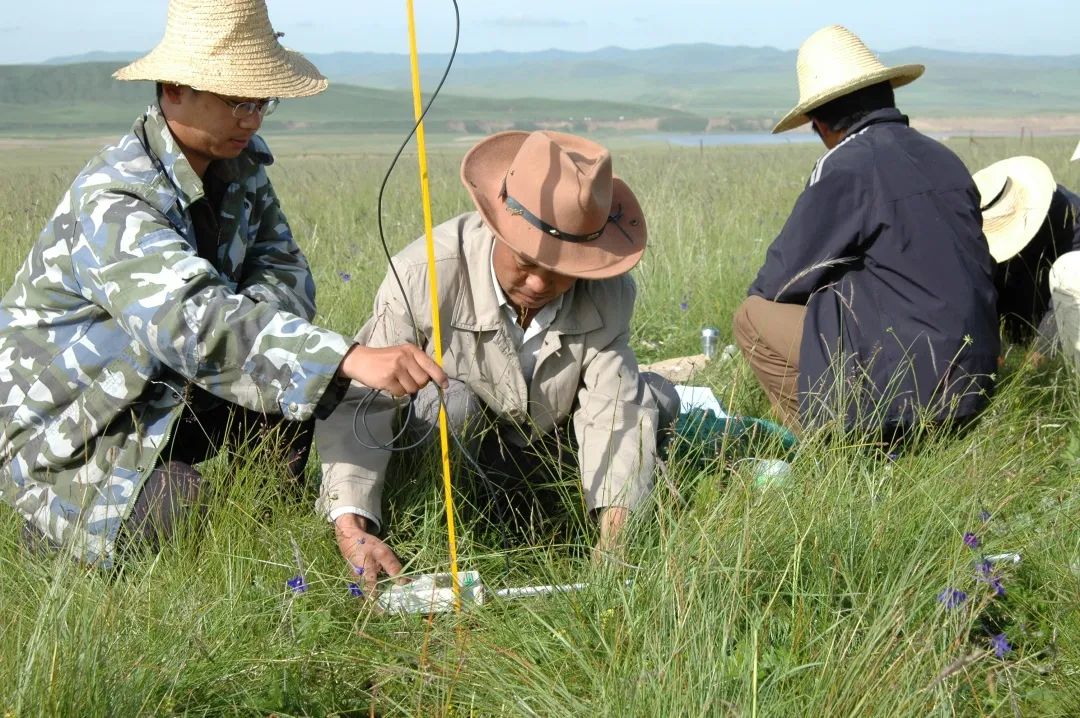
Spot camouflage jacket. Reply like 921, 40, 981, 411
0, 107, 352, 565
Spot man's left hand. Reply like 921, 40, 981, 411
593, 506, 629, 562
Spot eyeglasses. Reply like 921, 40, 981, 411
205, 91, 279, 119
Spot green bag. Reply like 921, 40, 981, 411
667, 408, 797, 468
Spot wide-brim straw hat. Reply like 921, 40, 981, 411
460, 131, 647, 280
972, 156, 1056, 262
773, 25, 924, 134
114, 0, 327, 98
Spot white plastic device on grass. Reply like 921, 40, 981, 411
377, 570, 597, 614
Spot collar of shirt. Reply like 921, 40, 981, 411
488, 243, 563, 344
133, 105, 274, 213
845, 107, 908, 135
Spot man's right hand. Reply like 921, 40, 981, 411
333, 513, 405, 596
337, 343, 448, 397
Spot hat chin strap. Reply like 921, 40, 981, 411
500, 179, 633, 244
980, 176, 1012, 213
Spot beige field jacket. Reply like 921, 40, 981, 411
316, 212, 658, 530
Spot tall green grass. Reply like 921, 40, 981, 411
0, 134, 1078, 716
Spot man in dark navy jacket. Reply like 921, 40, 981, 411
732, 25, 998, 440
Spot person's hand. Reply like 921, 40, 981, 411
592, 506, 629, 564
338, 343, 448, 397
334, 513, 406, 596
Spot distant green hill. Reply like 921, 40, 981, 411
0, 62, 705, 136
304, 44, 1080, 118
17, 43, 1080, 134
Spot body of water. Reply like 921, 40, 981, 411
636, 132, 821, 147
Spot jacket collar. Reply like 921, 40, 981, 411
132, 105, 275, 213
451, 217, 604, 336
845, 107, 909, 135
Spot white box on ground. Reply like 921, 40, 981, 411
378, 570, 485, 614
674, 384, 729, 418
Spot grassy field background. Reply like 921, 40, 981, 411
0, 130, 1079, 716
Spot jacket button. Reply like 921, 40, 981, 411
288, 402, 299, 413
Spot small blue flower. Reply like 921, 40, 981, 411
936, 587, 967, 610
990, 632, 1011, 658
679, 297, 689, 312
976, 560, 1005, 597
353, 565, 365, 576
348, 582, 364, 598
963, 532, 980, 549
338, 271, 352, 282
287, 575, 308, 593
979, 509, 991, 522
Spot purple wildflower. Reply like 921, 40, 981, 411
963, 532, 980, 549
976, 560, 1006, 597
936, 587, 967, 610
979, 509, 991, 522
353, 565, 364, 576
287, 575, 308, 593
679, 297, 689, 312
348, 582, 364, 598
990, 633, 1011, 658
338, 271, 352, 282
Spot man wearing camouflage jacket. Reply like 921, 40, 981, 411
0, 0, 444, 566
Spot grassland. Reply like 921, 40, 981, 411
0, 130, 1079, 716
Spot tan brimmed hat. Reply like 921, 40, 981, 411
460, 131, 647, 280
1072, 139, 1080, 162
773, 25, 924, 134
114, 0, 327, 98
972, 156, 1056, 262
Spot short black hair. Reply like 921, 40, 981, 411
807, 81, 896, 133
156, 82, 164, 101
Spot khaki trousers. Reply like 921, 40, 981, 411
732, 295, 807, 430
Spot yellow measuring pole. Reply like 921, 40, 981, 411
405, 0, 461, 609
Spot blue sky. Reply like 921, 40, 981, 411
0, 0, 1076, 63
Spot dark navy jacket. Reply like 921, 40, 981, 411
749, 108, 999, 431
995, 185, 1080, 341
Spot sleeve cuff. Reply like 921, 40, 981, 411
328, 506, 381, 534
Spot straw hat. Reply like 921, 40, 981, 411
1072, 139, 1080, 162
114, 0, 326, 98
773, 25, 924, 134
972, 156, 1056, 262
460, 131, 646, 280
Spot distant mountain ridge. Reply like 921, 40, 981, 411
0, 62, 704, 136
31, 44, 1080, 121
5, 44, 1078, 136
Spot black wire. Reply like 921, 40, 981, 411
357, 0, 513, 572
376, 0, 459, 344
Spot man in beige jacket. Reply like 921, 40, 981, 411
317, 131, 678, 591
